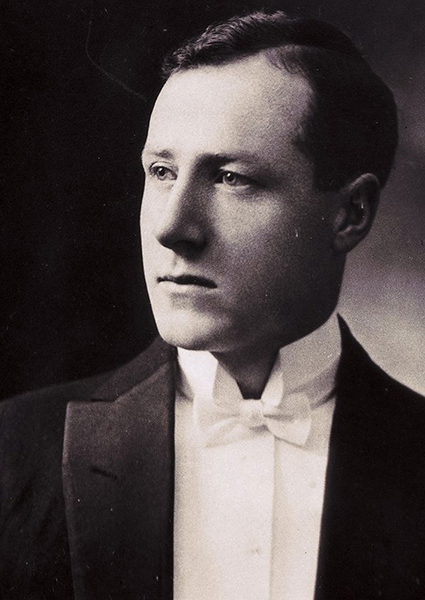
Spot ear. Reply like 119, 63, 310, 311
332, 173, 380, 254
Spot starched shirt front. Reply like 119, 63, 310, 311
174, 315, 341, 600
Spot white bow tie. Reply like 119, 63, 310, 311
193, 363, 314, 447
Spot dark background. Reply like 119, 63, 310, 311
1, 0, 424, 400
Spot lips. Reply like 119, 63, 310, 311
159, 275, 217, 288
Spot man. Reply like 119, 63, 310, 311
1, 10, 425, 600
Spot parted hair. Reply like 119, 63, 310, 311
162, 11, 398, 192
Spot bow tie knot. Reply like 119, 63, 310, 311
195, 391, 313, 447
239, 400, 266, 429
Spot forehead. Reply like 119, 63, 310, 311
146, 53, 312, 160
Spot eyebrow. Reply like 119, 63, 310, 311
141, 147, 174, 161
141, 147, 269, 169
140, 147, 289, 185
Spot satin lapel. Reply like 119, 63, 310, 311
315, 322, 425, 599
63, 338, 176, 600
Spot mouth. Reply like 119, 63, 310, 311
159, 275, 217, 289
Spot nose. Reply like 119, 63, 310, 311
153, 177, 208, 257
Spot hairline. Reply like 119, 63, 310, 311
163, 46, 321, 188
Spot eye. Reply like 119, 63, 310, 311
150, 164, 176, 181
217, 170, 251, 187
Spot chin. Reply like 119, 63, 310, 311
154, 311, 229, 352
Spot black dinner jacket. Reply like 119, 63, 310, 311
1, 320, 425, 599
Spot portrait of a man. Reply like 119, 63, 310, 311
1, 5, 424, 600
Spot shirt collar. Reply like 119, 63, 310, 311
177, 313, 341, 408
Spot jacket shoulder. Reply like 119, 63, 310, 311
0, 338, 173, 597
0, 337, 171, 474
338, 317, 425, 444
0, 336, 173, 418
90, 336, 175, 401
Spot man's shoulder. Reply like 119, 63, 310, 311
0, 371, 111, 483
0, 337, 174, 493
366, 357, 425, 428
0, 336, 174, 428
89, 335, 175, 402
0, 369, 112, 435
338, 317, 425, 436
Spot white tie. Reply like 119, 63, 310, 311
193, 361, 313, 447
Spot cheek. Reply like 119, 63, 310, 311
140, 207, 156, 275
139, 219, 149, 257
217, 202, 285, 245
140, 194, 152, 231
219, 228, 289, 300
229, 219, 328, 290
140, 195, 157, 244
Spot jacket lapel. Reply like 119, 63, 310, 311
63, 325, 425, 599
315, 321, 425, 599
63, 337, 176, 600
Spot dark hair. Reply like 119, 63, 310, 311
162, 11, 398, 191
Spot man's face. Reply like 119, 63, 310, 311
141, 54, 344, 355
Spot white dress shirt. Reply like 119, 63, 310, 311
174, 315, 341, 600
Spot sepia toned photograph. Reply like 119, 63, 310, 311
1, 1, 424, 598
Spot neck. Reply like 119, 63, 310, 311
210, 313, 340, 399
212, 346, 279, 399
